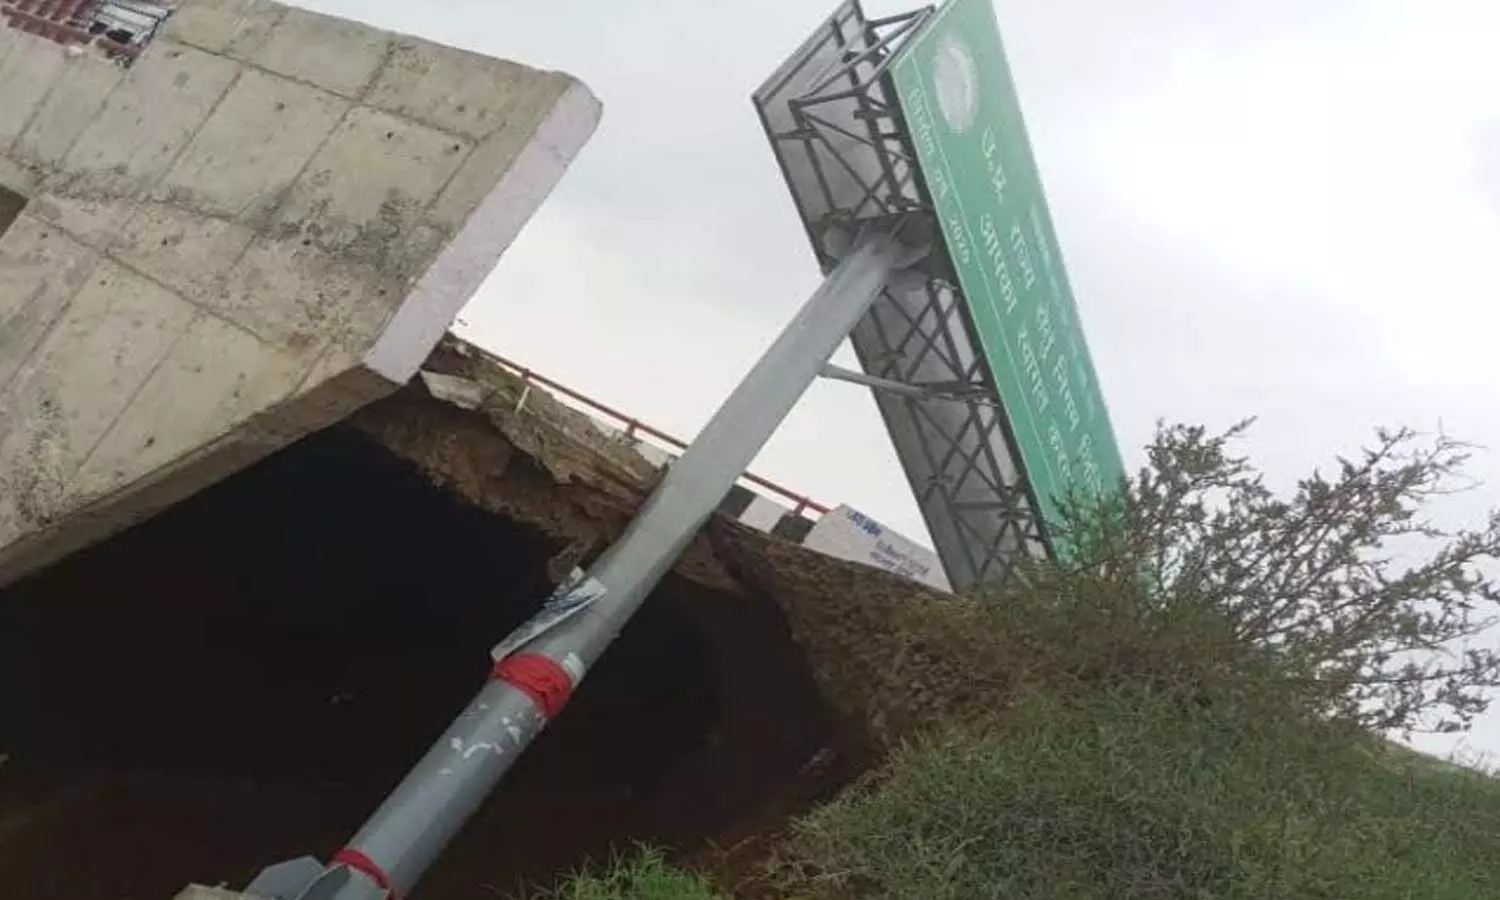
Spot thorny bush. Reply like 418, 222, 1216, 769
984, 420, 1500, 736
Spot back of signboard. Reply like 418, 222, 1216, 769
754, 0, 1124, 587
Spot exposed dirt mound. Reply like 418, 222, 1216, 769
362, 338, 1014, 749
0, 335, 1002, 898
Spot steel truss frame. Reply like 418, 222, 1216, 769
754, 0, 1048, 589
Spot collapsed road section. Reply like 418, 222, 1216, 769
0, 2, 1009, 896
0, 336, 999, 899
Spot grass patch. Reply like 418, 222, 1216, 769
778, 690, 1500, 900
552, 848, 726, 900
549, 699, 1500, 900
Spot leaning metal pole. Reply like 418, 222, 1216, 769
242, 221, 920, 900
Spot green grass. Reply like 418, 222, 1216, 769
552, 568, 1500, 900
551, 848, 726, 900
779, 690, 1500, 900
556, 693, 1500, 899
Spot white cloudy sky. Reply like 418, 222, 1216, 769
292, 0, 1500, 760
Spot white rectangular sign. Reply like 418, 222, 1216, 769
802, 505, 951, 592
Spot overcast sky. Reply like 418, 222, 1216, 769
291, 0, 1500, 762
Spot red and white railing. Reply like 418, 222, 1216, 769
483, 351, 828, 519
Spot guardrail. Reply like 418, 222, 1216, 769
483, 351, 829, 518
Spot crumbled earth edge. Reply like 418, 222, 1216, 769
363, 337, 1015, 747
349, 336, 1018, 885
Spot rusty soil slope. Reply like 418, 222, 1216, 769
0, 336, 1010, 899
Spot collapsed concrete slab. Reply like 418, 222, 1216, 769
0, 0, 601, 586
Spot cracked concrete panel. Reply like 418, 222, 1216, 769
162, 0, 285, 57
0, 156, 40, 197
0, 32, 68, 151
43, 41, 240, 244
26, 175, 134, 251
211, 236, 404, 358
0, 217, 100, 388
367, 39, 547, 140
0, 1, 602, 587
64, 41, 241, 188
111, 201, 257, 301
13, 54, 126, 169
155, 68, 349, 222
76, 315, 303, 504
271, 106, 469, 269
0, 261, 195, 540
250, 7, 393, 99
303, 261, 414, 382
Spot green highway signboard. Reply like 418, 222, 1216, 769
890, 0, 1124, 537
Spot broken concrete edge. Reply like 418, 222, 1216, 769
414, 341, 946, 593
0, 366, 387, 584
355, 338, 682, 592
418, 336, 668, 495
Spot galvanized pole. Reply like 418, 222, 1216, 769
245, 222, 919, 900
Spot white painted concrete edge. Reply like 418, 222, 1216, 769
364, 80, 604, 383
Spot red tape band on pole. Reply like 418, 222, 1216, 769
332, 847, 398, 898
492, 653, 575, 719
